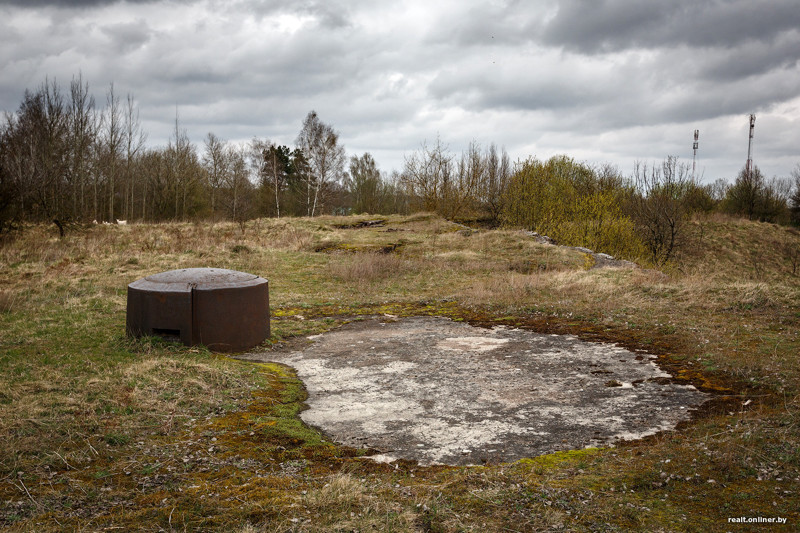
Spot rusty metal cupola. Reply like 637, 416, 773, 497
126, 268, 269, 352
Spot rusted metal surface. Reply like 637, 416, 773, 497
126, 268, 269, 352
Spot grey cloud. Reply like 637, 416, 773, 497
428, 69, 606, 113
2, 0, 798, 181
122, 26, 365, 112
542, 0, 800, 53
421, 41, 800, 137
556, 72, 794, 134
100, 19, 152, 54
0, 0, 162, 6
429, 2, 544, 48
699, 37, 800, 82
244, 0, 355, 29
426, 57, 795, 137
303, 2, 351, 29
0, 16, 23, 50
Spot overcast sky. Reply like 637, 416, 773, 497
2, 0, 799, 182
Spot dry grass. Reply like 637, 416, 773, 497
258, 220, 317, 251
328, 253, 415, 284
1, 213, 799, 531
678, 213, 800, 282
277, 473, 417, 532
0, 289, 18, 313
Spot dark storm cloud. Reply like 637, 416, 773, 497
698, 37, 800, 82
428, 65, 608, 113
542, 0, 800, 52
0, 0, 161, 6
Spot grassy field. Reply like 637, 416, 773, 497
1, 213, 798, 531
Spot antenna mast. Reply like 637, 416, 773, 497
692, 129, 699, 181
746, 114, 756, 179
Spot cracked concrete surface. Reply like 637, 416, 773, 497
247, 317, 709, 466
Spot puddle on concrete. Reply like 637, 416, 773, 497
249, 316, 709, 466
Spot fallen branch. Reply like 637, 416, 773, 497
13, 478, 39, 508
53, 451, 75, 470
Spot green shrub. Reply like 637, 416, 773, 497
502, 156, 645, 261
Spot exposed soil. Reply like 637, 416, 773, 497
241, 316, 709, 466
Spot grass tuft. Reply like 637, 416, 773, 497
328, 253, 414, 283
0, 290, 17, 313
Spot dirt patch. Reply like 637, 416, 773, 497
330, 219, 386, 229
244, 317, 709, 466
313, 241, 403, 254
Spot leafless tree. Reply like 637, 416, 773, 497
203, 132, 228, 217
122, 93, 146, 220
6, 79, 71, 230
100, 83, 124, 222
167, 109, 202, 219
724, 165, 791, 223
402, 139, 510, 221
250, 138, 291, 217
790, 164, 800, 226
0, 111, 27, 230
1, 77, 99, 232
67, 73, 98, 220
138, 148, 171, 220
629, 156, 692, 266
449, 141, 484, 219
401, 137, 453, 214
725, 165, 767, 221
347, 152, 383, 214
709, 178, 729, 203
222, 145, 252, 223
295, 111, 346, 216
478, 143, 511, 226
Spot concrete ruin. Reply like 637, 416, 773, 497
247, 316, 708, 466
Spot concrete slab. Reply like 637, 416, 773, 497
250, 316, 709, 466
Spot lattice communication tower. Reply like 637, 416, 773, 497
746, 114, 756, 179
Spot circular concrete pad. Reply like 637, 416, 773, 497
255, 317, 708, 466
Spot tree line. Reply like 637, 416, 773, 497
397, 137, 799, 264
2, 75, 799, 264
0, 77, 406, 230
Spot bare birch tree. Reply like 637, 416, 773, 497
223, 145, 252, 223
295, 111, 345, 216
347, 152, 382, 214
203, 132, 228, 217
123, 93, 146, 220
68, 73, 97, 219
167, 109, 201, 219
100, 83, 124, 222
250, 138, 291, 217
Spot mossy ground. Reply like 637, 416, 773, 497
1, 213, 798, 531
